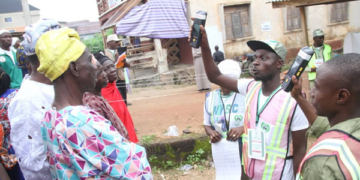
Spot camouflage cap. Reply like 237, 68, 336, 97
313, 29, 325, 38
247, 40, 287, 61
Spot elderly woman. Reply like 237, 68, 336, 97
203, 60, 247, 180
100, 53, 138, 143
83, 53, 129, 140
36, 28, 152, 179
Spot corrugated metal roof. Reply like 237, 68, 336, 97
268, 0, 355, 8
0, 0, 39, 14
267, 0, 290, 2
101, 0, 142, 30
115, 0, 189, 38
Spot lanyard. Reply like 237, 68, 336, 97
218, 91, 237, 132
256, 86, 281, 126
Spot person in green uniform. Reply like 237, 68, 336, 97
284, 73, 330, 138
290, 53, 360, 180
0, 29, 22, 88
305, 29, 332, 102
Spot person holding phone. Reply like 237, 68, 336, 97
294, 54, 360, 180
190, 22, 308, 180
104, 34, 131, 106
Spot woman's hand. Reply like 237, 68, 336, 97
227, 126, 244, 142
209, 130, 222, 143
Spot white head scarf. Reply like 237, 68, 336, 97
11, 37, 19, 46
0, 29, 9, 35
218, 59, 242, 79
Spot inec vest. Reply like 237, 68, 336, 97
307, 44, 332, 81
205, 89, 245, 138
242, 81, 297, 180
296, 130, 360, 180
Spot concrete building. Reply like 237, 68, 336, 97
0, 0, 40, 32
186, 0, 360, 61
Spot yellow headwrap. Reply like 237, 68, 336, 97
35, 27, 86, 81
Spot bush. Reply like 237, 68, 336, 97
82, 33, 104, 54
82, 29, 115, 54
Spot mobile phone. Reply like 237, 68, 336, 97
282, 47, 314, 92
117, 47, 127, 55
190, 11, 207, 48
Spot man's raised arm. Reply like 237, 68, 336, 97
194, 25, 239, 93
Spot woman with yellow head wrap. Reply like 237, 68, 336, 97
36, 28, 153, 180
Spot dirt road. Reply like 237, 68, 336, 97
127, 84, 219, 137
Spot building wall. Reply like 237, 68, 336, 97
0, 11, 40, 31
187, 0, 360, 61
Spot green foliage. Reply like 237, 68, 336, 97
140, 134, 157, 145
185, 148, 205, 165
82, 33, 104, 54
147, 137, 212, 170
148, 155, 177, 170
81, 29, 116, 54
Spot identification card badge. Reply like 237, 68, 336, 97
314, 59, 324, 68
248, 129, 266, 161
0, 57, 5, 63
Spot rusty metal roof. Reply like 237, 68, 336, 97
267, 0, 355, 8
101, 0, 143, 30
267, 0, 289, 2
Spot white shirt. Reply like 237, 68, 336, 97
8, 79, 54, 180
203, 92, 245, 129
237, 79, 309, 180
0, 46, 16, 64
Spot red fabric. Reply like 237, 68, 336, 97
101, 82, 138, 143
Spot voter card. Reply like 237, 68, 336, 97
248, 129, 266, 161
314, 59, 324, 68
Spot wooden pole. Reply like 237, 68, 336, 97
154, 39, 169, 74
102, 29, 107, 49
300, 6, 309, 46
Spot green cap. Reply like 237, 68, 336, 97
247, 40, 287, 61
313, 29, 325, 38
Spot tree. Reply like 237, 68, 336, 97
81, 29, 115, 54
82, 33, 104, 54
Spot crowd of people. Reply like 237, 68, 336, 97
198, 22, 360, 180
0, 19, 148, 180
0, 17, 359, 180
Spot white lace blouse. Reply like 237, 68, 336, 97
8, 79, 54, 180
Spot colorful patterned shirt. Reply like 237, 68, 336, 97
0, 89, 17, 149
41, 105, 152, 180
83, 92, 129, 140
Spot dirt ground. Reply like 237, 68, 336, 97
127, 83, 318, 180
127, 84, 219, 138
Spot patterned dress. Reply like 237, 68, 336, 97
41, 105, 152, 180
83, 92, 129, 140
0, 89, 18, 169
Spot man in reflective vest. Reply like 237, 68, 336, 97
305, 29, 332, 103
291, 53, 360, 180
194, 24, 308, 180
